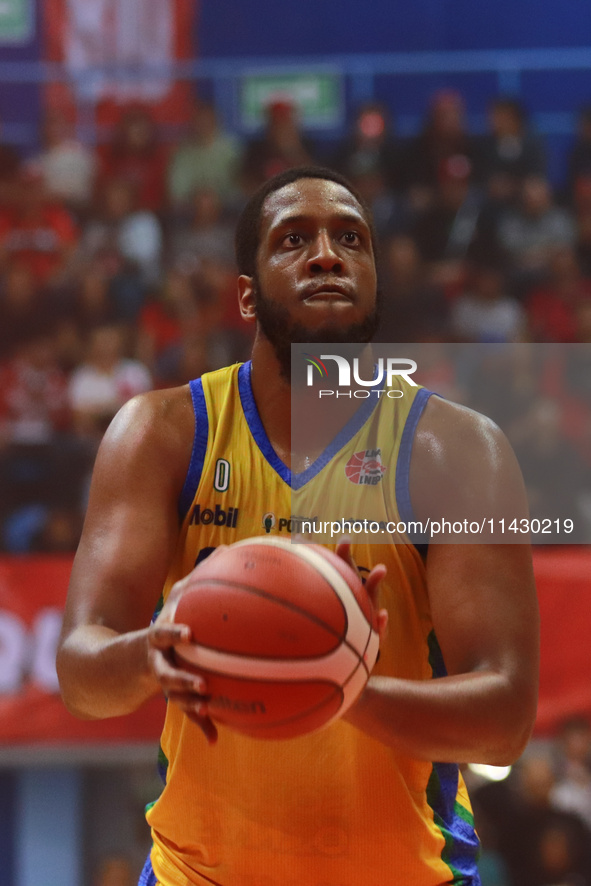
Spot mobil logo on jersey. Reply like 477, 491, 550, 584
304, 353, 417, 399
190, 503, 239, 528
345, 449, 387, 486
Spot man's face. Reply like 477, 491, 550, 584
249, 178, 379, 378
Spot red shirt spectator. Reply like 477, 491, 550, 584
0, 165, 78, 285
97, 105, 168, 212
0, 332, 71, 444
526, 247, 591, 342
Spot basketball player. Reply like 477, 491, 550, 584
57, 167, 539, 886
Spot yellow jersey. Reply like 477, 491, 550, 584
144, 361, 480, 886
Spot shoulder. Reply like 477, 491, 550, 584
96, 384, 196, 490
410, 395, 528, 525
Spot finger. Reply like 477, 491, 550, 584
191, 714, 218, 745
167, 691, 211, 711
173, 699, 218, 744
153, 657, 209, 696
150, 622, 192, 648
364, 563, 387, 607
376, 609, 388, 644
335, 537, 354, 569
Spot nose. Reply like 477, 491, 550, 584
306, 232, 342, 275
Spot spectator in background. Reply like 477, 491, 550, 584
0, 327, 70, 448
567, 106, 591, 203
53, 265, 118, 373
167, 100, 242, 215
153, 328, 221, 389
79, 176, 163, 316
151, 279, 233, 387
0, 114, 21, 206
331, 101, 401, 190
495, 175, 576, 296
412, 152, 483, 289
0, 327, 88, 551
451, 259, 525, 343
32, 109, 96, 219
0, 162, 78, 288
330, 101, 406, 235
574, 299, 591, 341
476, 96, 546, 207
97, 105, 168, 213
240, 98, 317, 194
551, 716, 591, 832
68, 323, 152, 442
461, 341, 539, 428
0, 260, 54, 358
377, 233, 450, 341
400, 89, 478, 213
169, 187, 236, 273
505, 749, 591, 886
526, 246, 591, 342
509, 397, 589, 541
135, 270, 201, 373
571, 175, 591, 277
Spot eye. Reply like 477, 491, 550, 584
341, 231, 361, 246
283, 233, 303, 247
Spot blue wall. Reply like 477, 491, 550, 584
198, 0, 591, 56
198, 1, 591, 186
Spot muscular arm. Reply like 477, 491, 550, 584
56, 386, 200, 719
345, 397, 540, 765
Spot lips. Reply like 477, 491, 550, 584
301, 284, 353, 302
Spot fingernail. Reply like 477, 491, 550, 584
193, 679, 205, 693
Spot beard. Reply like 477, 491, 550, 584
253, 279, 381, 383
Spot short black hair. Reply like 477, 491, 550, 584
235, 165, 378, 277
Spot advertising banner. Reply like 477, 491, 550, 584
0, 550, 587, 745
0, 557, 164, 745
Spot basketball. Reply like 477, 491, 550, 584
171, 537, 380, 740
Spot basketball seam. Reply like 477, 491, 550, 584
181, 576, 349, 654
229, 539, 373, 665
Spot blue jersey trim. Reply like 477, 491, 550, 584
178, 378, 209, 520
395, 388, 433, 538
138, 854, 157, 886
292, 380, 384, 491
427, 762, 482, 884
238, 361, 292, 485
426, 631, 481, 884
238, 360, 384, 491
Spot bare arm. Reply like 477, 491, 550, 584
344, 397, 540, 765
56, 386, 205, 720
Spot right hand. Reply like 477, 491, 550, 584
147, 574, 218, 744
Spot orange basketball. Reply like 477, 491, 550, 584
172, 537, 380, 740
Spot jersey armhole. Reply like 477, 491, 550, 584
395, 387, 434, 554
178, 378, 209, 521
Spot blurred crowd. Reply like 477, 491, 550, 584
467, 716, 591, 886
1, 91, 591, 551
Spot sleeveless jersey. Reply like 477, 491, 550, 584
145, 361, 481, 886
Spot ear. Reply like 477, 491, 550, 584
238, 275, 257, 323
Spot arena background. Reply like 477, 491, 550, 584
0, 1, 590, 884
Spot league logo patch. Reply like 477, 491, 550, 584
345, 449, 387, 486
